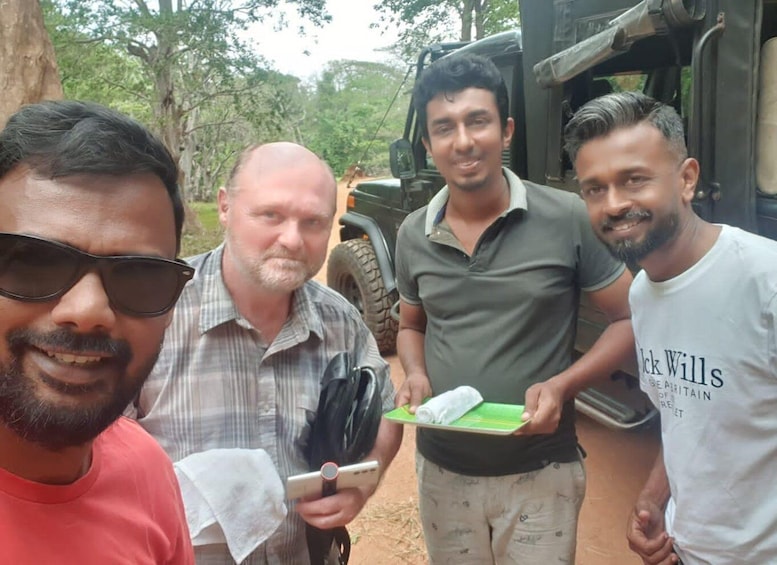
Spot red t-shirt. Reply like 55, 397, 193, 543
0, 417, 194, 565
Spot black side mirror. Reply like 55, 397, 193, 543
389, 139, 416, 179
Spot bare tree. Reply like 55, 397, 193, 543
0, 0, 62, 126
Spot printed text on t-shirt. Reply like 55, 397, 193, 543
640, 348, 724, 419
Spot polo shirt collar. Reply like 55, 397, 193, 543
423, 167, 529, 235
197, 243, 324, 341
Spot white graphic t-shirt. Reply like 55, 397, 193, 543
631, 225, 777, 565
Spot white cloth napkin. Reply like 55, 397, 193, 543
415, 385, 484, 425
174, 448, 287, 563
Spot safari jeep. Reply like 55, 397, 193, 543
327, 0, 777, 429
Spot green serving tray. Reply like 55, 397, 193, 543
384, 401, 529, 435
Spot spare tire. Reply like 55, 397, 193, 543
327, 239, 398, 354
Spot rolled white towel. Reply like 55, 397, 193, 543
415, 385, 484, 425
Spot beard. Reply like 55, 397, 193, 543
448, 159, 491, 193
248, 255, 313, 292
599, 208, 680, 266
453, 170, 490, 193
228, 237, 322, 293
0, 328, 157, 451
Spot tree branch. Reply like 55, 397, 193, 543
100, 78, 152, 101
131, 0, 152, 18
127, 40, 151, 62
181, 85, 257, 116
65, 36, 113, 45
186, 119, 240, 135
170, 45, 194, 60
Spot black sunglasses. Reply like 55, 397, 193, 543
0, 232, 194, 318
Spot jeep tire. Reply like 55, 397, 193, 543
327, 239, 398, 354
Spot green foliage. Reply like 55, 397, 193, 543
43, 0, 331, 202
372, 1, 457, 60
41, 1, 419, 199
483, 0, 521, 36
192, 201, 221, 231
179, 68, 309, 201
180, 202, 223, 257
373, 0, 520, 59
42, 0, 152, 121
302, 60, 411, 177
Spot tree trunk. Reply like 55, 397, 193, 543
0, 0, 63, 127
475, 0, 488, 40
460, 0, 475, 41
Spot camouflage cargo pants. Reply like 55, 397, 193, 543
416, 452, 586, 564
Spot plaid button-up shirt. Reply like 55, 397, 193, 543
131, 244, 394, 564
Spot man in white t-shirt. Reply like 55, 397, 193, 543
564, 91, 777, 565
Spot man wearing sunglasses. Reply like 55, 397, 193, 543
0, 100, 195, 564
130, 142, 402, 564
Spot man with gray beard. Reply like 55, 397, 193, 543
0, 100, 194, 563
130, 142, 401, 564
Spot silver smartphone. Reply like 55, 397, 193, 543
285, 460, 380, 500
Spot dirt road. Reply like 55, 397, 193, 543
319, 181, 661, 564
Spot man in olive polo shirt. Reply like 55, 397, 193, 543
395, 53, 635, 563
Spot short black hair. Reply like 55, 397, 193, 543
0, 100, 184, 253
413, 53, 510, 141
564, 91, 687, 165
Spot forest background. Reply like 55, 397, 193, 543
2, 0, 521, 204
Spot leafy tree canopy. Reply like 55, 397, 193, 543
41, 1, 421, 201
44, 0, 331, 201
373, 0, 519, 60
303, 59, 411, 177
